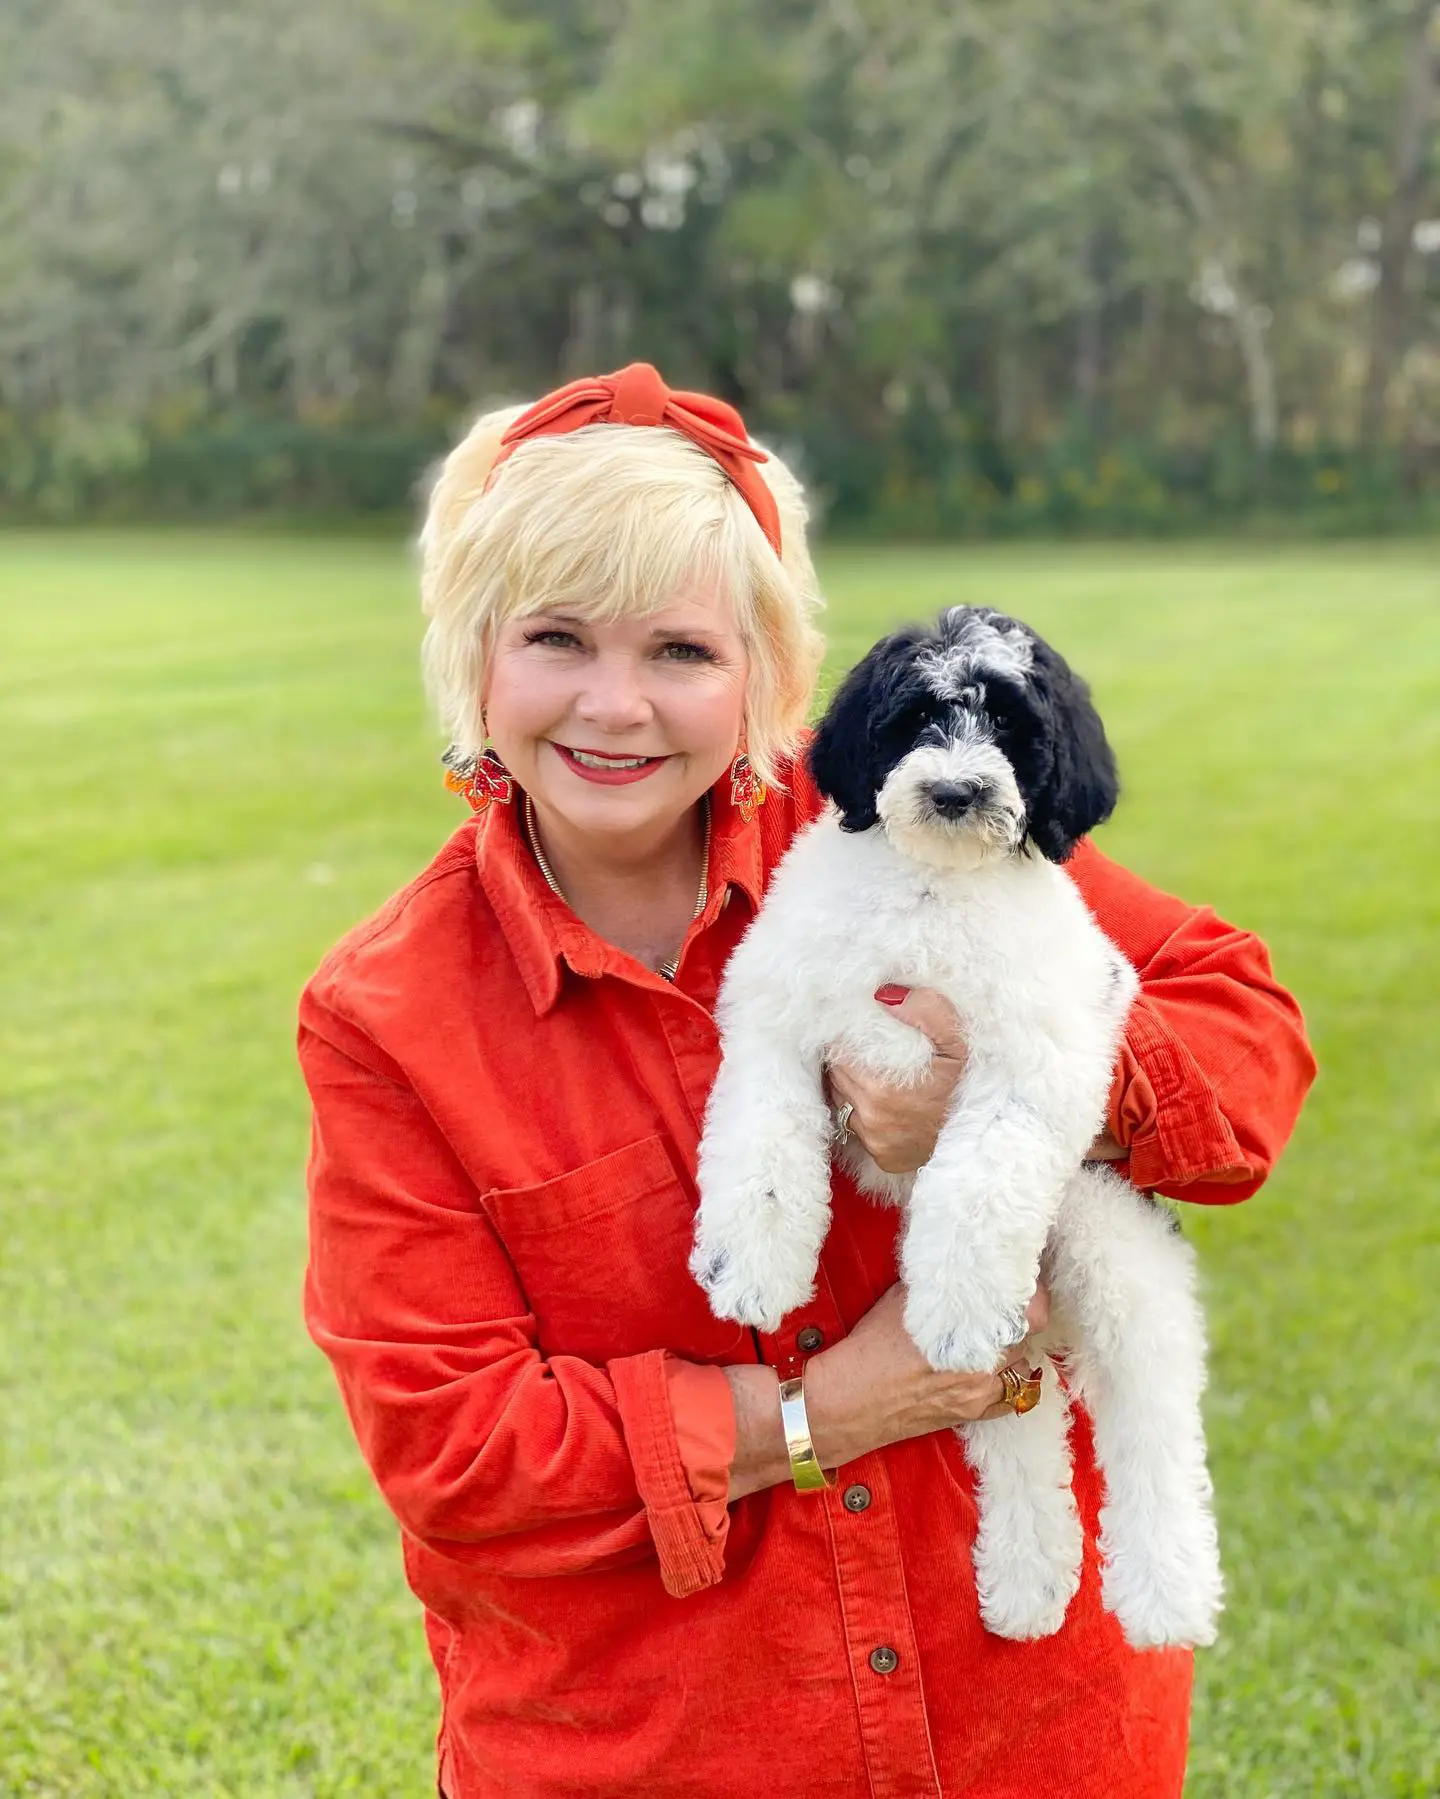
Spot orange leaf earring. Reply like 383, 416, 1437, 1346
442, 714, 514, 813
729, 749, 766, 823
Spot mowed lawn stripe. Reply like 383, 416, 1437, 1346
2, 532, 1435, 1797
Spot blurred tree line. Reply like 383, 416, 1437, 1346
1, 0, 1437, 530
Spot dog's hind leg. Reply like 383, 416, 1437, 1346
1048, 1166, 1224, 1649
959, 1356, 1082, 1640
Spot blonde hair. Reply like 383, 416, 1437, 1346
418, 402, 825, 786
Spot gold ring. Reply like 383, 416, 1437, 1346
998, 1364, 1044, 1415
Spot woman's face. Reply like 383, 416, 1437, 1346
483, 580, 750, 852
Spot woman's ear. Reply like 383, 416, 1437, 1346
1023, 639, 1119, 861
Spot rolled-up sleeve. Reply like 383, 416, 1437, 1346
1070, 840, 1317, 1204
299, 992, 736, 1598
615, 1356, 735, 1597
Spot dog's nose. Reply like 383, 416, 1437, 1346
927, 779, 984, 818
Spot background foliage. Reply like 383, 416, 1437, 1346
1, 0, 1438, 528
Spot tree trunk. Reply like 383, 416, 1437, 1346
1159, 135, 1277, 456
1359, 1, 1439, 449
995, 341, 1024, 443
388, 257, 450, 411
561, 282, 605, 379
1234, 296, 1278, 456
1074, 232, 1102, 438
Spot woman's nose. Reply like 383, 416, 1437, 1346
574, 656, 653, 729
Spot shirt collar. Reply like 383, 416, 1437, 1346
474, 772, 766, 1018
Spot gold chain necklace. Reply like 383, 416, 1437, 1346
523, 793, 711, 984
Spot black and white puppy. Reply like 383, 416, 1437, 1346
691, 605, 1222, 1648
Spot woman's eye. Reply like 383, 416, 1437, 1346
658, 640, 717, 663
523, 628, 582, 649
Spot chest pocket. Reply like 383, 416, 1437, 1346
480, 1135, 748, 1364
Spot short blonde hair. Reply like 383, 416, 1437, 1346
418, 402, 825, 786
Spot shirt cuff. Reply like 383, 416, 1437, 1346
1108, 994, 1253, 1192
610, 1350, 735, 1599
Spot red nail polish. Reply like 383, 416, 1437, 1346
875, 984, 909, 1006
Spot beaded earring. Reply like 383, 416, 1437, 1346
729, 748, 767, 823
442, 713, 514, 813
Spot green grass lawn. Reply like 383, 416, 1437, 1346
2, 530, 1436, 1797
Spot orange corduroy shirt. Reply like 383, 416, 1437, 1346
299, 755, 1315, 1799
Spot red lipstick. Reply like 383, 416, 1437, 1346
551, 744, 669, 786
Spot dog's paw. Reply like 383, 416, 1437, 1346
1103, 1570, 1223, 1651
903, 1288, 1030, 1374
966, 1414, 1084, 1642
976, 1549, 1080, 1642
1100, 1511, 1224, 1650
688, 1234, 815, 1333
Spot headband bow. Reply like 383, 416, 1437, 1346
487, 361, 782, 556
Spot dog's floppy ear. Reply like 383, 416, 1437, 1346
1023, 637, 1119, 861
808, 628, 928, 831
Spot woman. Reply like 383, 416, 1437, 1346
299, 364, 1315, 1799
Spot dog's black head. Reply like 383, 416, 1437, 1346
807, 606, 1118, 865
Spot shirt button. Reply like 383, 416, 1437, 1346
796, 1326, 825, 1353
869, 1645, 899, 1675
842, 1483, 871, 1513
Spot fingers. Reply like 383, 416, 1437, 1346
876, 985, 968, 1063
982, 1282, 1048, 1371
824, 1059, 951, 1172
1024, 1281, 1051, 1336
976, 1353, 1042, 1422
826, 1062, 861, 1110
976, 1377, 1008, 1420
827, 1057, 945, 1117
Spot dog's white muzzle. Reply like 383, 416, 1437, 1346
876, 740, 1025, 869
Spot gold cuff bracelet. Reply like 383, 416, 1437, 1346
778, 1374, 837, 1492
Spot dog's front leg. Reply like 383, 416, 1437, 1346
900, 1082, 1072, 1373
690, 1027, 834, 1332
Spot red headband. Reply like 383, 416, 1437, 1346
486, 361, 782, 556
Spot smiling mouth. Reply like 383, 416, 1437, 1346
564, 748, 659, 769
558, 741, 662, 769
550, 742, 670, 784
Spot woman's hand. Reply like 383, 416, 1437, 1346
825, 983, 1126, 1172
803, 1280, 1052, 1472
723, 1279, 1052, 1502
826, 986, 968, 1174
